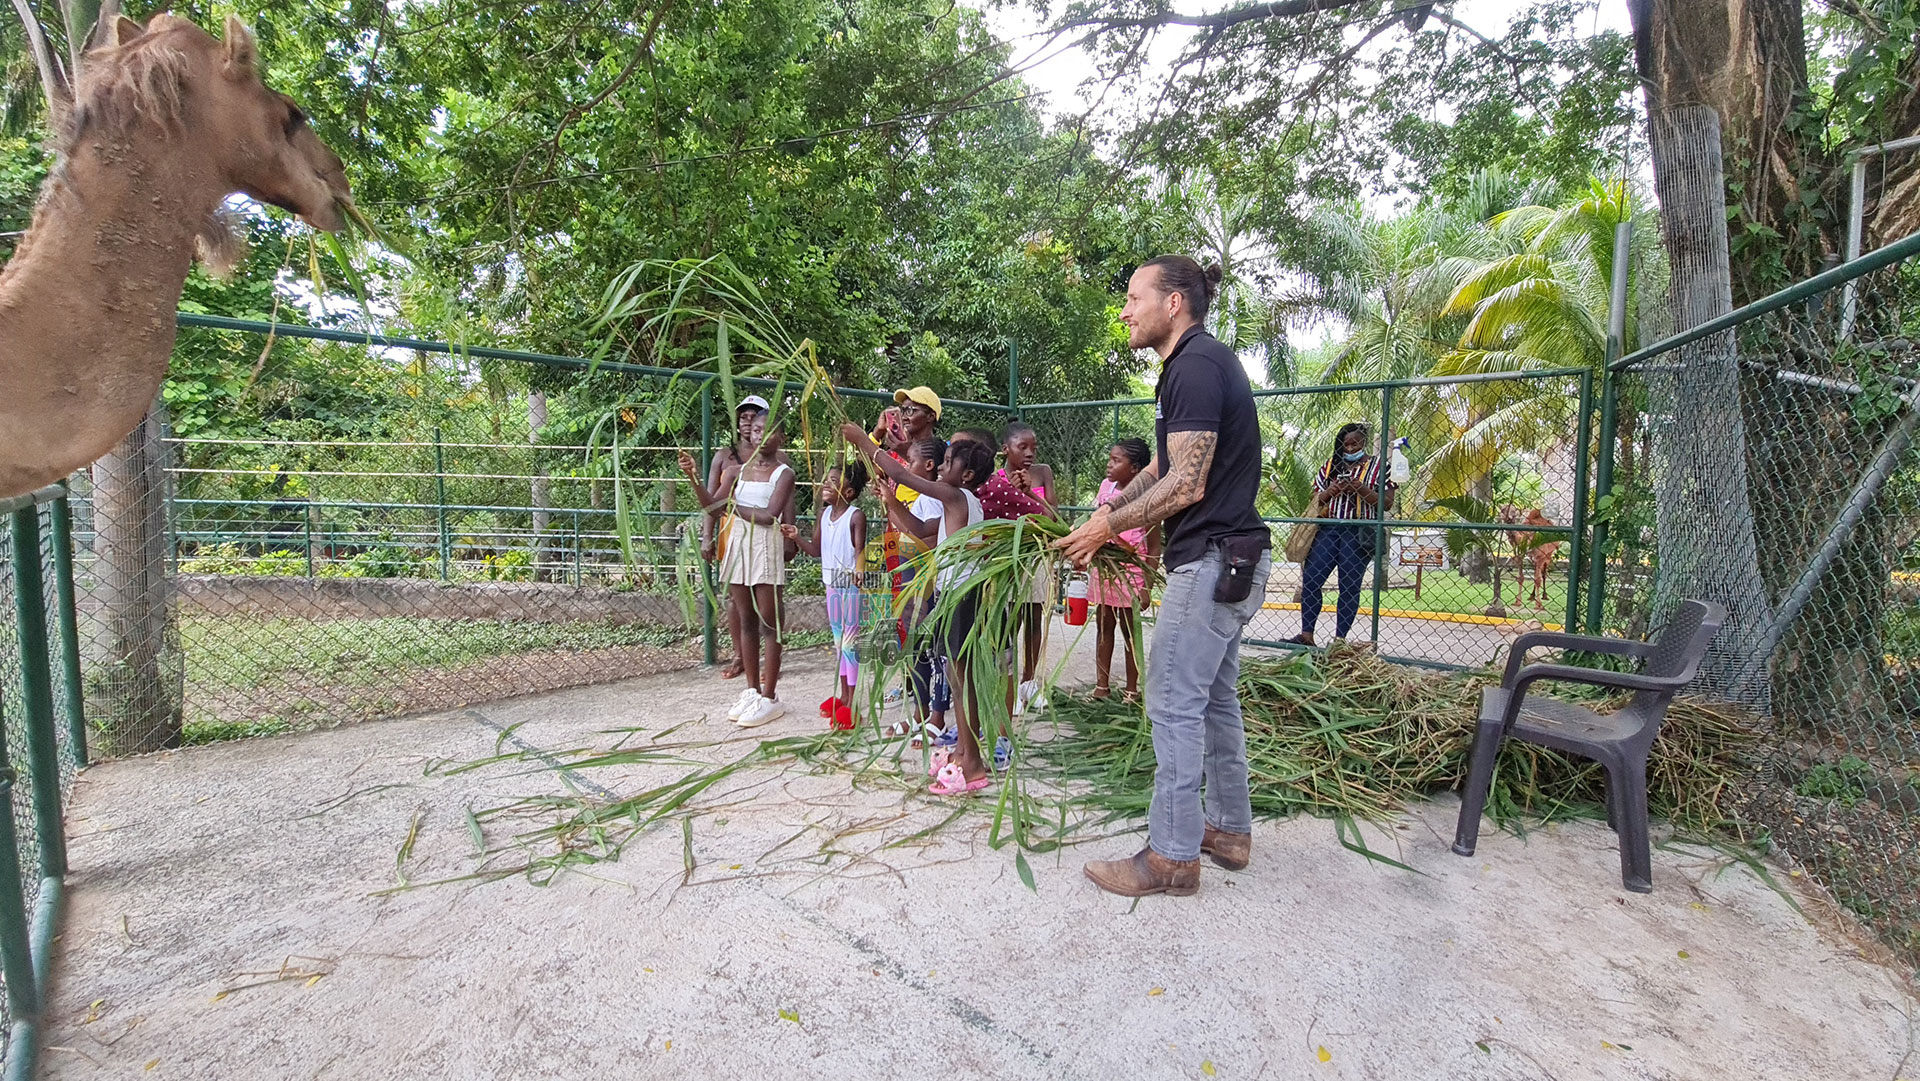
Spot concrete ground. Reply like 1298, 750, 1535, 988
38, 623, 1919, 1081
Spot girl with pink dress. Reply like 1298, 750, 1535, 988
1089, 438, 1159, 701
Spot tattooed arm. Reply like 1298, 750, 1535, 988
1056, 430, 1216, 566
1108, 431, 1214, 533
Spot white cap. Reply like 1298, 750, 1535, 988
737, 394, 770, 414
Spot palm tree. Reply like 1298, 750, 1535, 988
1416, 179, 1660, 504
1172, 173, 1289, 385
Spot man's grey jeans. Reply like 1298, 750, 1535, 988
1145, 546, 1273, 862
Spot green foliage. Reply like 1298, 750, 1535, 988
0, 136, 46, 263
344, 539, 422, 580
1795, 756, 1880, 808
482, 549, 534, 582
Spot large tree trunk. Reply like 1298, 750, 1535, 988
1631, 0, 1829, 301
89, 404, 181, 753
1640, 105, 1776, 708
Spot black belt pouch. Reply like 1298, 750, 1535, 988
1213, 535, 1264, 604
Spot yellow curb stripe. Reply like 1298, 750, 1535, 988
1260, 601, 1563, 632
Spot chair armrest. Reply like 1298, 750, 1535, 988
1491, 663, 1691, 733
1513, 662, 1688, 699
1502, 631, 1654, 687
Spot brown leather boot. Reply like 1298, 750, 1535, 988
1200, 825, 1251, 870
1083, 846, 1200, 897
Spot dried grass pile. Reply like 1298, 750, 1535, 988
1038, 644, 1761, 831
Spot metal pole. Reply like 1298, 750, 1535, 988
1111, 404, 1120, 447
9, 508, 65, 878
1762, 394, 1920, 659
47, 497, 87, 768
0, 695, 39, 1022
303, 508, 314, 580
1371, 387, 1393, 645
1585, 375, 1621, 635
433, 426, 449, 582
1565, 369, 1593, 632
1585, 220, 1633, 635
1007, 340, 1020, 418
1841, 157, 1866, 341
572, 510, 582, 587
699, 384, 717, 667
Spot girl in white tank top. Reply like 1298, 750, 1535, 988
784, 463, 869, 730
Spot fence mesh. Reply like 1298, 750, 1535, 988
1029, 370, 1590, 670
0, 490, 84, 1054
1611, 245, 1920, 962
47, 251, 1920, 971
73, 325, 1024, 751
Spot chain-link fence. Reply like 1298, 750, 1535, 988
1025, 367, 1593, 669
52, 235, 1920, 975
0, 484, 89, 1072
69, 318, 1016, 752
1608, 230, 1920, 964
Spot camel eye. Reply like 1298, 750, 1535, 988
283, 103, 307, 135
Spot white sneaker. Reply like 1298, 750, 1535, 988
736, 695, 786, 728
726, 688, 759, 721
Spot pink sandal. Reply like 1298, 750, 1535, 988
924, 748, 957, 778
928, 762, 990, 796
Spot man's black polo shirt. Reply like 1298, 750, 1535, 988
1155, 325, 1271, 571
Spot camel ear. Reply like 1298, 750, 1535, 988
222, 15, 258, 77
104, 15, 144, 49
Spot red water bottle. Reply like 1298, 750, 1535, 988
1065, 576, 1089, 626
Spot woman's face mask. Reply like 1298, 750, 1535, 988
1342, 449, 1366, 462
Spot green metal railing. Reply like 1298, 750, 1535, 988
0, 483, 88, 1081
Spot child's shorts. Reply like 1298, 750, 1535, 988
826, 585, 862, 683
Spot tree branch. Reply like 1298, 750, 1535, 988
12, 0, 72, 119
1054, 0, 1367, 35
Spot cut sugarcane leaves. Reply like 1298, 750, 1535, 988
400, 636, 1756, 893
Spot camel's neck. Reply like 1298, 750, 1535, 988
0, 130, 225, 472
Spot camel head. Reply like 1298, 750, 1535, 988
80, 14, 350, 232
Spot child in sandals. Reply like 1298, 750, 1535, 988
874, 438, 949, 745
844, 423, 995, 794
782, 459, 868, 731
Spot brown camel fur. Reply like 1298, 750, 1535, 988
1499, 504, 1560, 609
0, 14, 350, 499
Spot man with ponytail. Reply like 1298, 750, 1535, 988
1058, 255, 1272, 898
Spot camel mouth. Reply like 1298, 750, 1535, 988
301, 200, 349, 233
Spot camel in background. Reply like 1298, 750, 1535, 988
0, 14, 351, 498
1499, 504, 1560, 610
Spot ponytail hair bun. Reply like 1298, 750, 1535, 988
1140, 254, 1219, 320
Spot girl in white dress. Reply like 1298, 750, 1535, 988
682, 407, 796, 727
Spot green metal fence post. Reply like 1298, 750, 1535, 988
303, 508, 314, 580
10, 507, 66, 879
1585, 220, 1632, 635
1006, 339, 1020, 418
1585, 375, 1620, 635
572, 510, 582, 587
0, 696, 39, 1025
1111, 405, 1120, 447
1565, 369, 1593, 633
47, 496, 87, 768
1371, 387, 1394, 645
699, 383, 717, 666
433, 426, 449, 582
